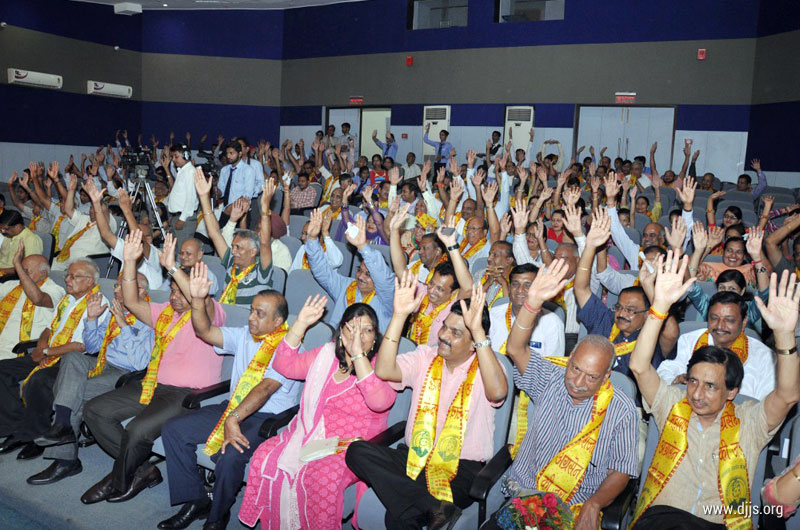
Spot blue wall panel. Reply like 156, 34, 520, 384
676, 105, 751, 132
280, 105, 322, 126
757, 0, 800, 36
746, 101, 800, 172
0, 84, 141, 146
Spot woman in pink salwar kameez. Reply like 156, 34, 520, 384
239, 296, 396, 530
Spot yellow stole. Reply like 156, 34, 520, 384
0, 283, 40, 342
407, 355, 480, 503
321, 176, 335, 203
29, 215, 42, 231
480, 273, 506, 308
554, 278, 575, 310
139, 306, 192, 405
50, 215, 68, 252
409, 292, 457, 345
302, 241, 326, 270
536, 357, 614, 508
694, 329, 749, 365
56, 222, 96, 263
220, 262, 257, 305
204, 323, 289, 455
409, 255, 447, 283
498, 305, 532, 460
608, 324, 637, 357
630, 399, 750, 530
378, 200, 389, 209
458, 237, 487, 260
21, 286, 99, 394
324, 206, 342, 220
88, 312, 139, 378
345, 280, 375, 306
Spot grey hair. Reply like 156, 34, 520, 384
36, 259, 50, 276
72, 258, 100, 283
137, 273, 149, 291
576, 334, 616, 373
233, 229, 260, 253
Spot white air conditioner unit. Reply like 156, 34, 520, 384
7, 68, 62, 90
504, 106, 535, 156
86, 80, 133, 99
114, 2, 142, 15
422, 105, 451, 162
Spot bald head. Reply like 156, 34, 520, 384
179, 238, 203, 267
22, 255, 49, 284
642, 223, 665, 248
563, 335, 615, 403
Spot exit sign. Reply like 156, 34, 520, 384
349, 96, 364, 106
615, 92, 637, 104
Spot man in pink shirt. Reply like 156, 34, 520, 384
81, 230, 225, 505
346, 275, 507, 530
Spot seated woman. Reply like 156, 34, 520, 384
239, 298, 396, 530
690, 223, 771, 289
706, 192, 743, 231
685, 268, 768, 333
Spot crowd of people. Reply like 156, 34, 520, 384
0, 126, 798, 530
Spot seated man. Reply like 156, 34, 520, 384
459, 216, 490, 270
0, 258, 103, 459
628, 256, 799, 529
289, 173, 317, 212
304, 209, 393, 330
0, 209, 44, 276
389, 227, 446, 285
176, 237, 219, 296
158, 264, 301, 530
288, 217, 343, 273
475, 240, 515, 308
28, 273, 154, 485
81, 229, 225, 505
494, 259, 638, 529
346, 275, 508, 529
194, 167, 274, 304
0, 242, 65, 361
52, 174, 117, 271
657, 291, 775, 400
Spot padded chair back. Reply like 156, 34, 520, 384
309, 182, 323, 207
50, 270, 66, 289
471, 256, 489, 275
545, 239, 558, 253
609, 371, 637, 401
150, 290, 170, 303
222, 303, 250, 328
271, 266, 287, 295
202, 255, 228, 291
35, 230, 55, 263
334, 240, 354, 277
289, 215, 309, 239
633, 215, 650, 236
286, 315, 334, 350
98, 278, 116, 302
541, 301, 566, 324
280, 236, 302, 262
285, 269, 334, 316
607, 246, 627, 270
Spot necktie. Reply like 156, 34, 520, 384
223, 165, 236, 205
437, 142, 444, 160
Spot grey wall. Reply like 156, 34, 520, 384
750, 29, 800, 104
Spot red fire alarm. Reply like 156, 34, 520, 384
401, 133, 408, 139
697, 48, 706, 60
406, 55, 413, 67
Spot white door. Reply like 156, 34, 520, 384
576, 106, 627, 160
359, 108, 392, 161
328, 108, 361, 158
577, 106, 675, 166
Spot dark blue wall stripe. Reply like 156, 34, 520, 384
757, 0, 800, 36
0, 84, 141, 145
676, 105, 751, 132
280, 106, 322, 126
746, 101, 800, 172
1, 0, 141, 51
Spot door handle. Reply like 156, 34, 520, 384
618, 138, 621, 158
625, 138, 629, 159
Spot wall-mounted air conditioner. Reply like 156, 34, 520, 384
87, 80, 133, 99
504, 106, 535, 156
7, 68, 63, 90
422, 105, 451, 162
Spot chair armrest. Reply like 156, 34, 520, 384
600, 478, 637, 530
469, 445, 512, 502
115, 369, 146, 388
0, 273, 19, 283
12, 340, 39, 354
258, 405, 300, 439
182, 380, 231, 409
86, 252, 112, 260
366, 421, 407, 447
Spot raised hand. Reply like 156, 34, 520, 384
481, 181, 499, 205
450, 176, 464, 203
707, 225, 724, 250
342, 183, 357, 204
653, 251, 695, 308
230, 196, 251, 223
86, 291, 108, 320
746, 226, 765, 260
361, 184, 375, 205
470, 167, 484, 190
12, 240, 25, 269
650, 170, 662, 190
754, 271, 800, 334
389, 203, 411, 234
538, 186, 554, 204
393, 270, 425, 317
82, 178, 105, 204
710, 190, 726, 201
460, 285, 487, 336
665, 215, 687, 251
307, 208, 323, 240
500, 214, 512, 240
68, 173, 78, 192
590, 175, 601, 193
194, 166, 212, 196
527, 258, 570, 307
563, 187, 580, 207
47, 161, 60, 181
109, 298, 127, 325
158, 232, 177, 270
628, 185, 638, 205
603, 174, 620, 203
762, 195, 774, 215
388, 167, 401, 186
750, 158, 762, 173
692, 150, 701, 162
422, 160, 431, 179
511, 204, 529, 235
345, 317, 365, 357
189, 261, 213, 300
563, 203, 583, 237
296, 294, 328, 328
585, 208, 611, 249
436, 218, 458, 248
345, 215, 368, 249
8, 171, 17, 185
676, 177, 697, 206
448, 156, 459, 177
467, 148, 476, 168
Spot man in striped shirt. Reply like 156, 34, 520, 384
499, 259, 639, 529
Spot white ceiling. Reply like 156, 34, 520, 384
72, 0, 368, 10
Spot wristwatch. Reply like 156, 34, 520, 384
472, 339, 491, 349
446, 243, 459, 252
229, 410, 241, 422
777, 346, 798, 356
167, 264, 180, 277
41, 348, 50, 357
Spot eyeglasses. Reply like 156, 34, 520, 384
612, 304, 647, 315
65, 273, 93, 281
723, 213, 740, 221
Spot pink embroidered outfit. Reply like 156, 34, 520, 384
238, 340, 396, 529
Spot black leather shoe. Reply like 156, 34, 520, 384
428, 501, 462, 530
34, 424, 76, 447
17, 442, 44, 460
157, 499, 211, 529
81, 473, 117, 505
106, 465, 162, 503
203, 510, 230, 530
0, 436, 25, 454
27, 459, 83, 485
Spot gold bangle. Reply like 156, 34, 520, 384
383, 336, 400, 344
649, 307, 668, 321
578, 267, 590, 271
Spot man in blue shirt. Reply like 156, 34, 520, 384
423, 124, 454, 172
158, 267, 301, 530
218, 142, 257, 227
28, 274, 155, 486
372, 130, 398, 161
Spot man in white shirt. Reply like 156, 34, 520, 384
166, 144, 198, 247
0, 259, 107, 458
657, 291, 775, 400
51, 176, 117, 272
401, 152, 421, 181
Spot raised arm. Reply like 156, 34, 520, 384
604, 175, 640, 269
461, 286, 507, 402
12, 241, 54, 308
375, 270, 424, 383
706, 190, 725, 226
63, 173, 78, 218
259, 180, 275, 268
765, 213, 800, 268
388, 202, 412, 277
189, 261, 224, 348
630, 252, 695, 407
482, 182, 501, 243
83, 179, 117, 249
121, 230, 153, 327
194, 166, 229, 258
757, 271, 800, 430
436, 220, 474, 299
576, 209, 611, 308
